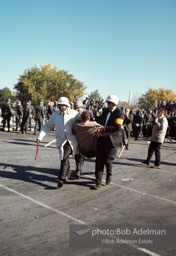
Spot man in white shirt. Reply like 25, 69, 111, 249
37, 96, 79, 188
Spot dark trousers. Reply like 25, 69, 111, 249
134, 125, 142, 140
34, 117, 43, 134
58, 141, 72, 181
95, 136, 118, 185
3, 116, 11, 130
16, 115, 22, 130
28, 116, 33, 130
75, 154, 84, 175
21, 118, 29, 133
124, 128, 130, 148
146, 141, 162, 166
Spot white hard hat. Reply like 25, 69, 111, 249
106, 94, 119, 105
57, 97, 70, 107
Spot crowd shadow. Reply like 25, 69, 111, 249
126, 157, 175, 167
0, 163, 95, 190
13, 138, 36, 143
3, 140, 37, 147
2, 138, 56, 148
162, 144, 176, 150
0, 162, 59, 190
159, 160, 176, 166
114, 159, 143, 167
65, 178, 95, 188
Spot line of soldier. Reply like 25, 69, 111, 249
1, 98, 176, 140
0, 99, 57, 134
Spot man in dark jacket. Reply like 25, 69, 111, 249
21, 102, 30, 134
46, 101, 53, 120
15, 101, 23, 131
33, 101, 45, 135
1, 98, 12, 132
94, 94, 124, 190
133, 110, 143, 140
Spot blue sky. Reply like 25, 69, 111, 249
0, 0, 176, 102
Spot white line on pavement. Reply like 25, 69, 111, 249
0, 183, 161, 256
84, 175, 176, 205
0, 183, 85, 225
138, 247, 162, 256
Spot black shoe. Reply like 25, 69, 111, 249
63, 177, 68, 183
57, 179, 63, 188
141, 160, 150, 166
106, 176, 112, 185
69, 174, 79, 180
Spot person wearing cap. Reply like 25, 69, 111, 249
73, 99, 94, 179
73, 99, 85, 179
15, 100, 23, 131
141, 108, 168, 169
94, 94, 124, 190
33, 101, 45, 135
26, 101, 34, 131
20, 102, 31, 134
46, 100, 53, 120
1, 98, 12, 132
37, 96, 79, 188
74, 99, 84, 113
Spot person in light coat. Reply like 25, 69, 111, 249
141, 108, 168, 169
37, 96, 79, 188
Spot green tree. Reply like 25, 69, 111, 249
138, 88, 176, 110
14, 64, 86, 105
0, 87, 13, 104
88, 90, 102, 100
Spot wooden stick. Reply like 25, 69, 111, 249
117, 145, 126, 158
35, 141, 39, 160
45, 139, 56, 148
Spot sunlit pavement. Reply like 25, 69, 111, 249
0, 130, 176, 256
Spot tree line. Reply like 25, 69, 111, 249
0, 64, 176, 110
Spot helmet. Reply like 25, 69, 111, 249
106, 94, 119, 105
74, 99, 83, 109
57, 97, 70, 107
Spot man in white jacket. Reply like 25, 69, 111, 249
141, 108, 168, 169
37, 96, 79, 188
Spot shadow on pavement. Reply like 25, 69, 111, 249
0, 162, 58, 189
126, 157, 176, 166
0, 163, 95, 190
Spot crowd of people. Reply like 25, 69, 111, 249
1, 97, 176, 140
0, 99, 56, 134
1, 96, 176, 190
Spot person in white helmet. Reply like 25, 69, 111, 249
37, 96, 79, 188
94, 94, 124, 190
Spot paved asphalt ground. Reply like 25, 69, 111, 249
0, 129, 176, 256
